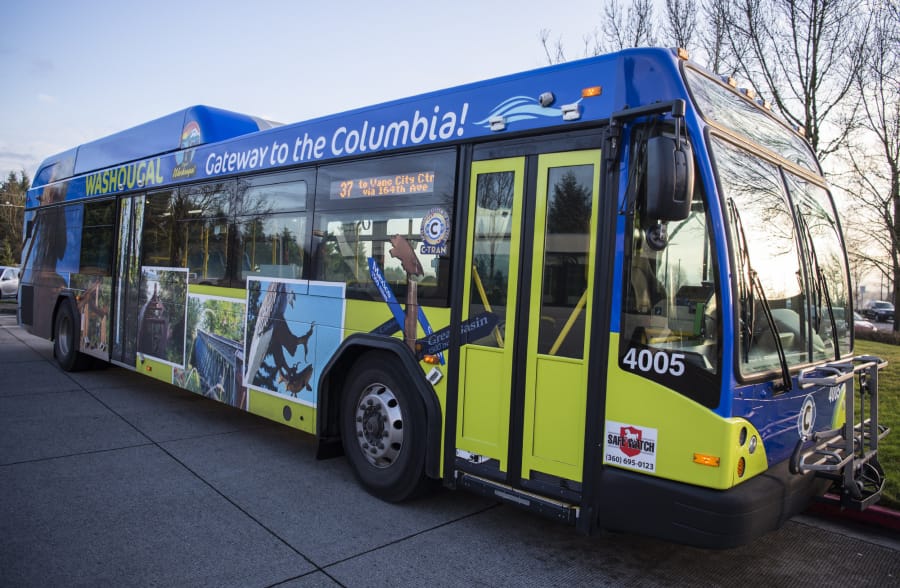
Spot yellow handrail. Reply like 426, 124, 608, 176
549, 289, 587, 356
472, 264, 504, 347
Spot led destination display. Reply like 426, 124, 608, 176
330, 171, 435, 199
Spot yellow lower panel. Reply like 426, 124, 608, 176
344, 299, 398, 334
136, 356, 173, 384
187, 284, 246, 299
248, 389, 316, 434
457, 346, 509, 468
605, 334, 767, 489
523, 356, 585, 481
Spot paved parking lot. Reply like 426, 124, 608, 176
1, 312, 897, 587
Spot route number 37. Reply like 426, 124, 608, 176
622, 348, 686, 377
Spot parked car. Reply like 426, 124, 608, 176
853, 311, 878, 336
862, 300, 895, 322
0, 266, 19, 299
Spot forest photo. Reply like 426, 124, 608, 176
174, 293, 248, 409
137, 267, 188, 366
70, 273, 112, 359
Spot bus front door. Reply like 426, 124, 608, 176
457, 150, 601, 495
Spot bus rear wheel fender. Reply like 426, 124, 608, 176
340, 351, 430, 502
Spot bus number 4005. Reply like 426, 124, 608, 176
622, 348, 686, 377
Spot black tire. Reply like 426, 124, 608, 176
53, 300, 91, 372
340, 352, 430, 502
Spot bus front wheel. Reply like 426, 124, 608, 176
54, 300, 90, 372
340, 352, 430, 502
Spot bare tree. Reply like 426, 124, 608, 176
720, 0, 867, 160
841, 0, 899, 331
543, 0, 660, 62
537, 1, 892, 331
600, 0, 659, 51
539, 28, 568, 65
697, 0, 740, 74
542, 0, 731, 72
664, 0, 699, 52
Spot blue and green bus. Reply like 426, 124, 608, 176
20, 47, 888, 547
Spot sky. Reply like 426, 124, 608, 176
1, 0, 612, 182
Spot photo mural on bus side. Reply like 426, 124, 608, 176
136, 267, 188, 367
21, 203, 81, 336
243, 278, 344, 407
174, 293, 248, 410
71, 273, 112, 359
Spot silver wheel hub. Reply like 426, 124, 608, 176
58, 315, 72, 356
354, 383, 403, 468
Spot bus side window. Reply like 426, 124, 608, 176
79, 200, 115, 275
310, 210, 450, 306
179, 181, 232, 286
142, 189, 182, 268
236, 212, 308, 284
233, 175, 309, 288
183, 219, 228, 284
310, 149, 456, 306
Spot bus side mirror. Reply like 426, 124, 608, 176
645, 136, 694, 221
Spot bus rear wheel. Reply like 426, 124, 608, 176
340, 352, 429, 502
54, 300, 91, 372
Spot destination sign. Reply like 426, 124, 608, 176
330, 171, 435, 199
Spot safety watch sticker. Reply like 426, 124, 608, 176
604, 421, 658, 473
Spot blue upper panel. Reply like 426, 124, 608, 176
32, 106, 275, 190
72, 109, 188, 177
28, 48, 698, 207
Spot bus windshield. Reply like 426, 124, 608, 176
685, 68, 818, 173
712, 137, 849, 378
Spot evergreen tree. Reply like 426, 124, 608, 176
0, 170, 29, 265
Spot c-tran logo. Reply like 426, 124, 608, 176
797, 395, 817, 440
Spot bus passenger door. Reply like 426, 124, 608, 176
457, 158, 524, 473
110, 195, 144, 367
520, 151, 600, 485
457, 150, 600, 491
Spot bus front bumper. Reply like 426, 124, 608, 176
592, 458, 831, 549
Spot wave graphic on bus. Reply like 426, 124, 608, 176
474, 96, 564, 127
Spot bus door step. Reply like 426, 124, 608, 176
456, 472, 579, 525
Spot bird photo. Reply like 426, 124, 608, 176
243, 276, 344, 405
